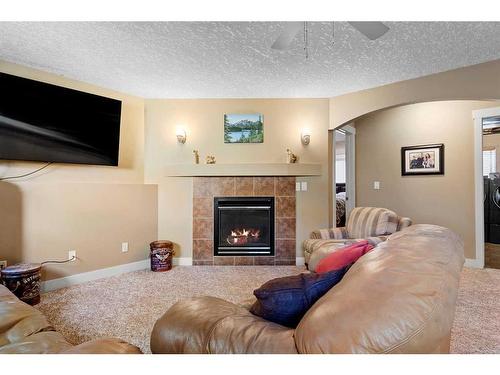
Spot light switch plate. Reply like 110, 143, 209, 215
301, 181, 308, 191
121, 242, 129, 253
295, 182, 301, 191
374, 181, 380, 190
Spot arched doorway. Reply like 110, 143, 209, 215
331, 100, 499, 267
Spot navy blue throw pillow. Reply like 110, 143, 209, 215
250, 266, 349, 328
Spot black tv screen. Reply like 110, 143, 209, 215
0, 72, 122, 166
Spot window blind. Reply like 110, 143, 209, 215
483, 149, 497, 176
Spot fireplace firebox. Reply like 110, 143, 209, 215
214, 197, 275, 256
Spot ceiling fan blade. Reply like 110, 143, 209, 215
271, 22, 303, 50
348, 22, 390, 40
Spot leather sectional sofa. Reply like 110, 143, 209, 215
150, 224, 465, 354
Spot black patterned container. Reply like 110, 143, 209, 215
1, 263, 42, 305
150, 241, 174, 272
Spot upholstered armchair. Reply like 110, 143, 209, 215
304, 207, 412, 270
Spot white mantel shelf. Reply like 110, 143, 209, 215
165, 163, 322, 177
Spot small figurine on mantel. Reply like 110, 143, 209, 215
193, 150, 200, 164
206, 155, 216, 164
286, 149, 298, 164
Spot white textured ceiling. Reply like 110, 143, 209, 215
0, 22, 499, 98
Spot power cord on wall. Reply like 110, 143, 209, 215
0, 162, 52, 181
41, 256, 76, 265
0, 162, 74, 268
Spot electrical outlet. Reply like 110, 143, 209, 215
0, 260, 7, 270
121, 242, 129, 253
374, 181, 381, 190
68, 250, 76, 261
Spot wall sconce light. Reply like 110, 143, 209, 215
301, 128, 311, 145
176, 127, 187, 144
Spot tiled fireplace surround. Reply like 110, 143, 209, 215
193, 176, 296, 266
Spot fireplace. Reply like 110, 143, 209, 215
192, 177, 296, 266
214, 197, 275, 256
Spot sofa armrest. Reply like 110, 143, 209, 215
150, 296, 297, 354
63, 338, 142, 354
365, 236, 389, 246
310, 227, 348, 239
397, 217, 413, 231
302, 238, 346, 265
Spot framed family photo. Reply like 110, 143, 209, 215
401, 144, 444, 176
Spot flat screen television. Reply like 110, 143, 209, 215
0, 72, 122, 166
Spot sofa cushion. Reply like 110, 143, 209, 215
250, 267, 349, 328
0, 284, 142, 354
0, 286, 53, 343
346, 207, 399, 239
315, 240, 374, 274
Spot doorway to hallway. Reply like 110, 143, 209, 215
333, 124, 355, 227
475, 106, 500, 269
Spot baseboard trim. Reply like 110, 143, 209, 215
175, 257, 193, 266
41, 257, 193, 293
39, 255, 480, 292
464, 258, 483, 269
296, 257, 305, 266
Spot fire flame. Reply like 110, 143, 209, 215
230, 228, 260, 237
227, 228, 260, 245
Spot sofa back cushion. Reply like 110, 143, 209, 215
346, 207, 399, 238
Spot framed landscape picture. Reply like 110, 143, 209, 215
224, 113, 263, 143
401, 143, 444, 176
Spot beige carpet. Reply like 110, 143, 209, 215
37, 266, 304, 353
36, 265, 500, 354
450, 267, 500, 353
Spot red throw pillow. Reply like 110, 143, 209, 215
315, 240, 374, 274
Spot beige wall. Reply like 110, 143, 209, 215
329, 59, 500, 129
3, 57, 500, 276
0, 61, 158, 280
144, 99, 330, 258
1, 183, 158, 280
329, 59, 500, 261
355, 100, 498, 259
